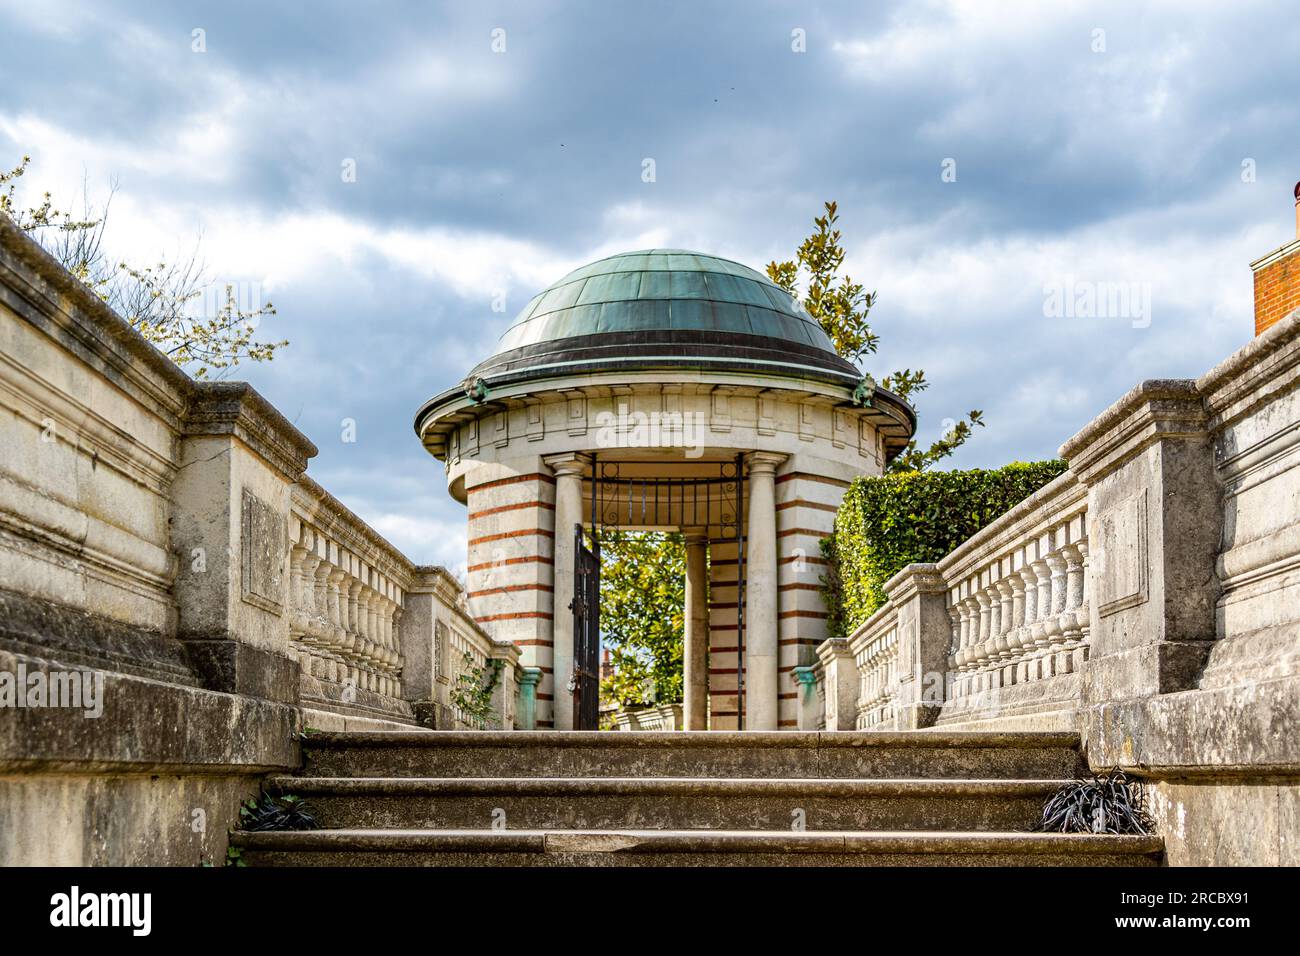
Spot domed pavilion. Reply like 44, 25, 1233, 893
415, 249, 915, 730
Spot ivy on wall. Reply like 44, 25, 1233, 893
822, 460, 1069, 637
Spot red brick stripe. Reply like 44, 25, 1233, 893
775, 472, 850, 488
775, 499, 839, 513
477, 612, 553, 623
468, 500, 555, 520
779, 610, 828, 620
468, 528, 554, 546
467, 555, 553, 572
467, 473, 556, 494
468, 583, 553, 598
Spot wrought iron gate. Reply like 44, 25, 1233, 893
570, 523, 601, 730
578, 454, 748, 729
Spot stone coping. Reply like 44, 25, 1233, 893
1058, 378, 1204, 467
1197, 306, 1300, 429
188, 380, 318, 480
4, 215, 325, 485
293, 473, 415, 584
0, 215, 191, 421
301, 729, 1080, 749
935, 470, 1085, 581
844, 599, 900, 650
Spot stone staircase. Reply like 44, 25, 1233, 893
231, 731, 1165, 866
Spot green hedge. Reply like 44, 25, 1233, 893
822, 460, 1069, 637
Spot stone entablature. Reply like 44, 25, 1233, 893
422, 374, 911, 500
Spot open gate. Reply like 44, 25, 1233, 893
570, 523, 601, 730
568, 454, 747, 730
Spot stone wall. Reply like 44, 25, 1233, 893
816, 309, 1300, 865
0, 217, 521, 865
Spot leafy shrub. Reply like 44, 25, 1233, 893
823, 460, 1068, 636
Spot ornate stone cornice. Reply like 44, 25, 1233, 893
1197, 308, 1300, 431
1058, 379, 1207, 486
293, 475, 414, 585
185, 381, 318, 481
883, 562, 947, 603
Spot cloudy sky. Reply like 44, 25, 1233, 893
3, 1, 1298, 571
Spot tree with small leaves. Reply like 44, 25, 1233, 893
598, 530, 686, 709
1, 155, 286, 379
767, 201, 984, 472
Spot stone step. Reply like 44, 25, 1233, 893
232, 828, 1164, 867
267, 775, 1066, 831
301, 730, 1084, 780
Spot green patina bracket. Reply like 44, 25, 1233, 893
852, 373, 877, 407
463, 376, 489, 403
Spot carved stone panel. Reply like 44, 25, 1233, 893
241, 488, 285, 614
435, 619, 450, 681
1096, 488, 1149, 617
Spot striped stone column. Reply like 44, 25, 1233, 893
707, 536, 742, 729
775, 470, 850, 728
464, 463, 556, 726
545, 453, 586, 730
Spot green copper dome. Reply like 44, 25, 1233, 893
460, 249, 860, 386
494, 249, 838, 353
415, 248, 917, 460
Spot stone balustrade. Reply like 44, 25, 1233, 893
936, 472, 1089, 725
610, 702, 684, 731
849, 607, 899, 729
290, 477, 412, 718
820, 473, 1091, 731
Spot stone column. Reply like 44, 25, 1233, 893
544, 453, 586, 731
683, 529, 710, 730
744, 452, 785, 730
817, 637, 859, 731
516, 667, 543, 730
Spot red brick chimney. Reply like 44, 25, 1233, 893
1252, 181, 1300, 336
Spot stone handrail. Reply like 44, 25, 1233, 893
290, 476, 413, 714
936, 471, 1089, 720
848, 604, 899, 729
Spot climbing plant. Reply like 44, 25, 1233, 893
450, 652, 502, 728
